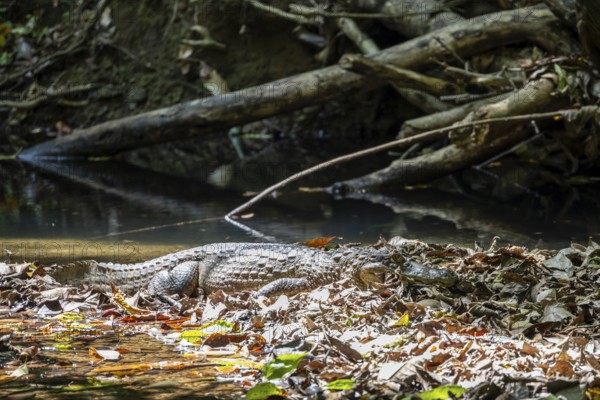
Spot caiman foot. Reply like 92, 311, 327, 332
147, 261, 200, 297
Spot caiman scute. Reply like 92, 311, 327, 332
50, 242, 458, 297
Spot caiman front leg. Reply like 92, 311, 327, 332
148, 261, 201, 297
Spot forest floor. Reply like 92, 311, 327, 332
0, 239, 599, 399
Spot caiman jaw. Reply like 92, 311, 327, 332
356, 262, 393, 289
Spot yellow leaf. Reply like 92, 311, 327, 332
53, 312, 85, 323
111, 285, 149, 315
394, 312, 410, 327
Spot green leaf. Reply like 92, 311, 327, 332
10, 26, 31, 35
328, 379, 356, 391
179, 330, 206, 344
409, 384, 467, 400
245, 382, 284, 400
0, 51, 10, 65
554, 64, 567, 91
263, 352, 307, 380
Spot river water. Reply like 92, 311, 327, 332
0, 160, 598, 265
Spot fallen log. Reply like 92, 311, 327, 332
331, 78, 567, 192
19, 8, 575, 160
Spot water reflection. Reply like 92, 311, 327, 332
0, 160, 598, 265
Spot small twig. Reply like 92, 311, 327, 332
0, 84, 95, 109
289, 4, 393, 19
336, 18, 379, 55
0, 0, 108, 89
288, 4, 445, 19
89, 217, 222, 239
182, 25, 226, 50
0, 148, 22, 160
339, 54, 463, 96
440, 92, 502, 104
472, 133, 545, 199
442, 65, 513, 89
245, 0, 315, 25
163, 0, 179, 38
225, 110, 567, 219
475, 128, 543, 169
434, 37, 465, 65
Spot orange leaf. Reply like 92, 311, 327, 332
547, 360, 573, 378
305, 237, 336, 249
457, 326, 489, 337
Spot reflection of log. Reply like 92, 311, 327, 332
332, 79, 567, 192
344, 191, 536, 246
25, 160, 230, 218
17, 161, 331, 242
20, 9, 575, 159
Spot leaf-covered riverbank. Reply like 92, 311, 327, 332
1, 239, 599, 399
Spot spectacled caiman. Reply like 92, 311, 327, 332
49, 242, 458, 297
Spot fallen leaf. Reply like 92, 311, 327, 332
328, 379, 356, 391
89, 347, 120, 361
263, 352, 307, 380
305, 237, 336, 249
246, 382, 284, 400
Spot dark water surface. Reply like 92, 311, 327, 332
0, 160, 599, 264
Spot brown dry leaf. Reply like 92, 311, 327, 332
55, 121, 72, 135
519, 343, 539, 356
326, 335, 362, 363
203, 333, 248, 348
547, 360, 574, 378
412, 336, 439, 356
18, 346, 39, 362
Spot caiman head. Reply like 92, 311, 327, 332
347, 247, 407, 289
348, 245, 458, 289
